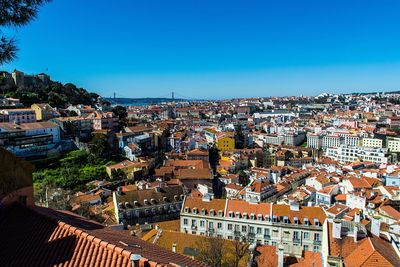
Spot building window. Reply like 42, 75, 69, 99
314, 233, 320, 241
304, 245, 309, 251
293, 231, 299, 239
228, 224, 233, 230
200, 220, 205, 227
242, 225, 247, 232
313, 246, 320, 252
183, 219, 188, 225
303, 232, 309, 239
209, 221, 214, 229
217, 222, 222, 229
283, 231, 290, 239
257, 227, 262, 234
249, 226, 255, 234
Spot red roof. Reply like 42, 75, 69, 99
0, 203, 206, 267
254, 245, 322, 267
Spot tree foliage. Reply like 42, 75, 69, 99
88, 133, 111, 158
33, 150, 109, 192
0, 0, 50, 64
112, 105, 128, 128
5, 82, 99, 107
195, 236, 225, 267
235, 125, 245, 149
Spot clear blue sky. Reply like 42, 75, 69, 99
2, 0, 400, 99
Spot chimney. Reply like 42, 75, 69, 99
353, 223, 358, 243
371, 215, 381, 237
332, 219, 342, 239
130, 254, 141, 267
289, 200, 300, 211
354, 212, 360, 223
172, 243, 177, 253
277, 244, 284, 267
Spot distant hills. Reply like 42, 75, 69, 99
104, 97, 187, 106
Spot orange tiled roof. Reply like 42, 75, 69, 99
335, 194, 347, 201
326, 203, 349, 216
177, 168, 213, 180
226, 199, 272, 218
183, 197, 226, 214
254, 245, 322, 267
272, 204, 326, 225
327, 222, 400, 266
379, 205, 400, 221
0, 203, 207, 267
347, 177, 373, 189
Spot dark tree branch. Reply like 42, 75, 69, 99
0, 0, 50, 26
0, 36, 18, 64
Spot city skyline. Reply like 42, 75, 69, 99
2, 0, 400, 98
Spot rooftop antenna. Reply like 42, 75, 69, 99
172, 91, 175, 102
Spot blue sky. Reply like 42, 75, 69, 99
2, 0, 400, 99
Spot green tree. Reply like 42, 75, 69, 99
234, 125, 245, 149
48, 91, 66, 107
208, 144, 220, 172
88, 133, 110, 158
112, 105, 128, 128
0, 0, 50, 65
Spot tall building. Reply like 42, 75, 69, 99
180, 197, 326, 255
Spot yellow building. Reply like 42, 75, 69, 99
216, 133, 235, 151
31, 103, 60, 121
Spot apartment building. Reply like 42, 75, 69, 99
387, 137, 400, 152
0, 121, 60, 158
113, 185, 184, 226
31, 103, 60, 121
88, 111, 119, 131
51, 116, 93, 140
0, 109, 36, 123
259, 132, 306, 146
307, 133, 322, 149
325, 145, 388, 164
308, 132, 360, 150
361, 137, 383, 148
322, 134, 341, 149
180, 197, 326, 256
240, 179, 276, 203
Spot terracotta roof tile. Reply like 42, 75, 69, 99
0, 203, 207, 267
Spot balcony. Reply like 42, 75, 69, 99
248, 233, 256, 238
293, 238, 301, 244
191, 225, 197, 230
264, 235, 271, 240
313, 240, 321, 245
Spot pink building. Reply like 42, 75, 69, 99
338, 119, 359, 128
88, 111, 119, 131
0, 109, 36, 123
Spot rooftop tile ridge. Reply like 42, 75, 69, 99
56, 220, 134, 260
